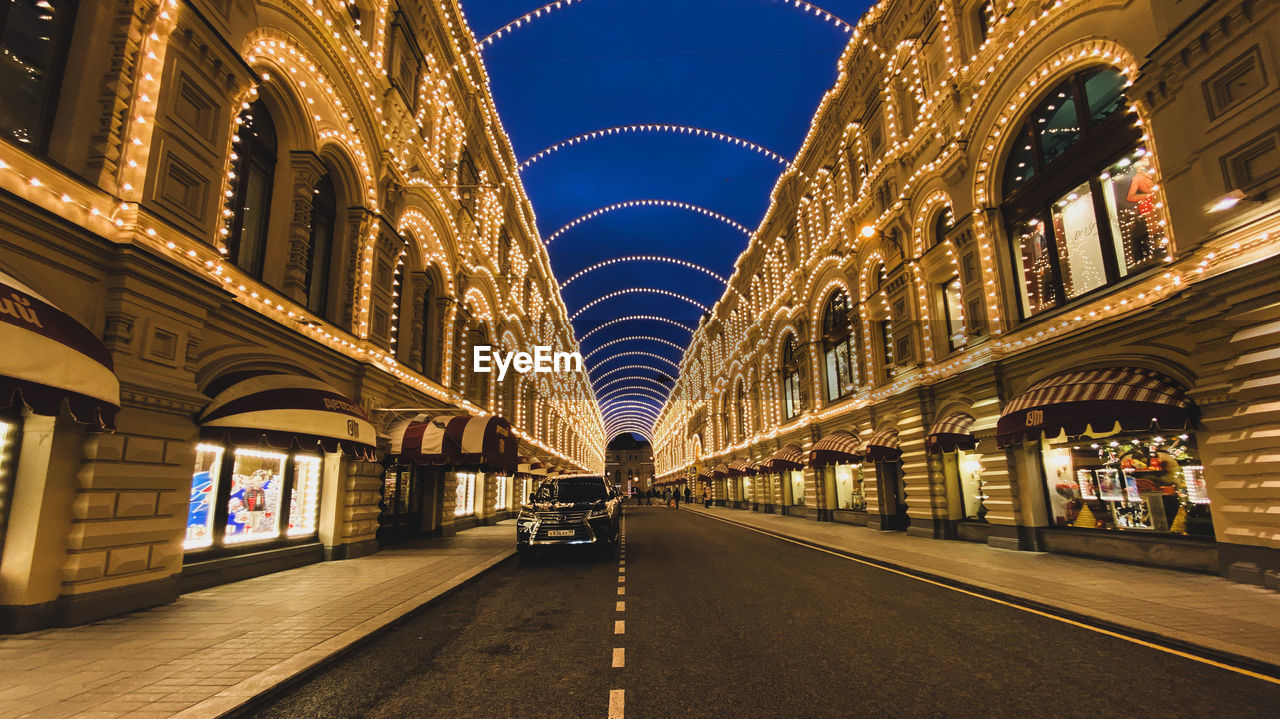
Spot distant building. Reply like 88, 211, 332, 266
605, 435, 655, 494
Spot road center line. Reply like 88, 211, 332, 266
608, 688, 624, 719
616, 601, 625, 612
612, 647, 625, 668
614, 620, 625, 634
617, 586, 625, 595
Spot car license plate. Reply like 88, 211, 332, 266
548, 529, 575, 537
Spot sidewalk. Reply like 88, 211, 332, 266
0, 523, 515, 719
683, 504, 1280, 673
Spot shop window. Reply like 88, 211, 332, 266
495, 475, 509, 511
831, 464, 867, 511
941, 276, 966, 351
226, 100, 277, 278
780, 335, 803, 420
1002, 68, 1166, 319
743, 476, 753, 502
0, 0, 77, 150
955, 450, 986, 520
453, 471, 476, 517
1040, 432, 1212, 537
788, 470, 806, 507
821, 290, 857, 402
305, 172, 337, 318
0, 418, 19, 559
185, 445, 324, 551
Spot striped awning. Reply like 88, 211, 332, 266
0, 270, 119, 430
809, 430, 863, 467
727, 459, 755, 477
996, 368, 1192, 448
199, 373, 376, 459
927, 413, 977, 454
711, 463, 730, 479
864, 429, 902, 460
696, 469, 714, 480
761, 443, 805, 473
390, 414, 518, 471
517, 456, 548, 477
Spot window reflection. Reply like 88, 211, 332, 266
1051, 181, 1107, 300
0, 0, 76, 149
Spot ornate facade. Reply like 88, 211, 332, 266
0, 0, 603, 631
653, 0, 1280, 583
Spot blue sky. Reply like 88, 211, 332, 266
458, 0, 875, 438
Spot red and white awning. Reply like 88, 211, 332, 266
927, 413, 977, 454
864, 429, 902, 460
809, 430, 863, 467
996, 368, 1191, 448
198, 373, 376, 459
761, 444, 805, 473
390, 413, 518, 472
711, 463, 730, 479
727, 459, 755, 477
0, 271, 119, 429
517, 456, 549, 476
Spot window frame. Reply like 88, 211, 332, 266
781, 336, 803, 421
226, 100, 278, 279
820, 290, 857, 402
1001, 68, 1148, 321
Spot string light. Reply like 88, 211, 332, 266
578, 315, 695, 342
546, 199, 752, 245
520, 123, 792, 172
561, 255, 727, 289
589, 350, 682, 372
583, 335, 688, 361
570, 288, 709, 321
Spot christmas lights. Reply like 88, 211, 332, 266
570, 288, 709, 321
520, 124, 792, 173
545, 199, 752, 245
561, 256, 727, 289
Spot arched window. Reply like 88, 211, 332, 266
735, 380, 746, 440
1002, 67, 1165, 318
0, 0, 77, 150
821, 290, 857, 402
933, 206, 955, 248
227, 100, 277, 278
977, 1, 997, 43
305, 172, 336, 317
869, 262, 887, 295
781, 335, 804, 420
418, 276, 435, 378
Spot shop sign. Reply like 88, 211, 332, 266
1025, 409, 1044, 427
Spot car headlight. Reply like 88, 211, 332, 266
517, 508, 537, 522
587, 507, 610, 519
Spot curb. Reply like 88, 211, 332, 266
684, 506, 1280, 682
173, 548, 516, 719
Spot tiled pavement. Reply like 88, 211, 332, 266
0, 522, 515, 719
682, 504, 1280, 673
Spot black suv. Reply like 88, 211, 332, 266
516, 476, 622, 557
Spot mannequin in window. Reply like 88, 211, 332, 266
1124, 156, 1159, 265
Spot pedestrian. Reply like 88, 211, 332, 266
703, 484, 711, 508
673, 488, 680, 509
644, 488, 652, 506
684, 487, 691, 504
663, 487, 672, 508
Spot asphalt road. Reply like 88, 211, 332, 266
256, 505, 1280, 718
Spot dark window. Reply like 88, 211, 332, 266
419, 277, 434, 377
0, 0, 77, 150
781, 336, 804, 420
227, 101, 277, 278
977, 1, 997, 42
821, 290, 857, 402
534, 478, 609, 503
869, 262, 887, 294
735, 382, 746, 439
305, 173, 336, 317
933, 207, 955, 248
1001, 68, 1166, 319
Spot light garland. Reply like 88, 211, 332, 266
545, 199, 752, 245
520, 123, 792, 172
561, 255, 727, 289
583, 335, 687, 361
578, 314, 695, 342
570, 287, 709, 321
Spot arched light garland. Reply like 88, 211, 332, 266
592, 374, 675, 396
589, 350, 682, 372
598, 387, 670, 405
561, 256, 727, 290
590, 363, 677, 388
571, 288, 708, 321
546, 200, 751, 245
478, 0, 854, 50
579, 315, 694, 342
583, 335, 688, 361
520, 124, 792, 172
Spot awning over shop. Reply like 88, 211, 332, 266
0, 271, 120, 430
711, 463, 729, 479
863, 429, 902, 460
995, 368, 1191, 448
761, 443, 805, 473
199, 373, 377, 459
727, 459, 755, 476
927, 413, 977, 454
808, 431, 863, 468
517, 456, 548, 477
390, 413, 518, 472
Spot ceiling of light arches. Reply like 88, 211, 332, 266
461, 0, 875, 438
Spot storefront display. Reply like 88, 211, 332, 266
956, 450, 986, 520
1041, 432, 1213, 537
454, 471, 477, 517
495, 475, 509, 511
831, 464, 866, 511
789, 470, 806, 507
185, 445, 325, 551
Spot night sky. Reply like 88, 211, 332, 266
459, 0, 876, 440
